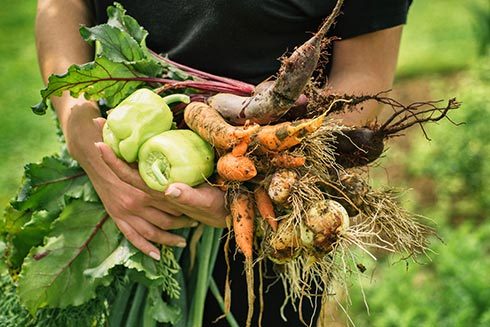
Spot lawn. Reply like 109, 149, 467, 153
0, 0, 59, 207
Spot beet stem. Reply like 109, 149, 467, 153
150, 50, 255, 93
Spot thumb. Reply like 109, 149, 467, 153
164, 183, 228, 227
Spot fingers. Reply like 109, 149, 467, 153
164, 183, 229, 228
95, 141, 148, 189
93, 117, 106, 131
113, 217, 187, 261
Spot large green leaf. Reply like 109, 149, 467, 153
32, 56, 151, 114
17, 200, 121, 314
32, 3, 165, 115
2, 155, 97, 271
12, 155, 96, 212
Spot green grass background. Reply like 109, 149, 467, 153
0, 1, 59, 208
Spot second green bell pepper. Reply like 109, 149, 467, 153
138, 129, 215, 192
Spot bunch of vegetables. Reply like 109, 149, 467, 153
1, 1, 462, 326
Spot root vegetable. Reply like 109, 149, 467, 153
183, 101, 259, 151
253, 185, 278, 232
269, 152, 306, 169
302, 199, 349, 253
336, 172, 370, 216
185, 101, 325, 158
230, 189, 256, 327
333, 128, 385, 168
216, 152, 257, 182
267, 169, 298, 205
206, 0, 344, 125
230, 190, 255, 259
267, 219, 302, 264
250, 113, 326, 153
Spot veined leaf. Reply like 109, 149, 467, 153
17, 200, 121, 314
80, 3, 158, 73
3, 208, 54, 272
32, 56, 153, 114
2, 155, 97, 272
12, 155, 95, 212
32, 3, 165, 115
146, 286, 182, 324
106, 3, 148, 45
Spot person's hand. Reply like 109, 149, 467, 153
93, 128, 228, 260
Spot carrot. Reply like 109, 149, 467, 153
185, 101, 324, 158
217, 152, 257, 182
270, 152, 306, 168
250, 113, 326, 153
183, 101, 259, 151
254, 185, 278, 232
230, 190, 255, 259
230, 189, 256, 327
206, 0, 344, 125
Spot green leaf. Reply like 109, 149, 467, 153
12, 155, 96, 213
17, 200, 121, 314
106, 3, 148, 44
2, 155, 97, 271
80, 24, 146, 63
80, 3, 156, 70
32, 3, 165, 115
84, 238, 137, 280
3, 209, 54, 271
146, 286, 182, 324
33, 56, 151, 114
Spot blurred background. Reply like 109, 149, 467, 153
1, 0, 489, 326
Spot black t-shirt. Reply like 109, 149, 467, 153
91, 0, 412, 84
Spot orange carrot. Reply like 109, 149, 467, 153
217, 152, 257, 182
230, 190, 255, 259
270, 152, 306, 168
250, 114, 325, 153
230, 190, 256, 327
254, 185, 278, 232
184, 101, 259, 151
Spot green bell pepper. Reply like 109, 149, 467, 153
138, 129, 215, 192
102, 88, 189, 163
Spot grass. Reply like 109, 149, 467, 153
396, 0, 488, 79
0, 1, 60, 207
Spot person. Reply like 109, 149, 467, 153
35, 0, 412, 325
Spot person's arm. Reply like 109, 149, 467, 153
326, 25, 404, 125
35, 0, 228, 261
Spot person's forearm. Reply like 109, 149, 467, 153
326, 26, 403, 125
35, 0, 102, 165
36, 0, 94, 81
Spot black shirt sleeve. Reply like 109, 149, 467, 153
331, 0, 413, 39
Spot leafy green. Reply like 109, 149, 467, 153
32, 56, 150, 115
17, 200, 120, 314
32, 2, 164, 115
3, 155, 96, 272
